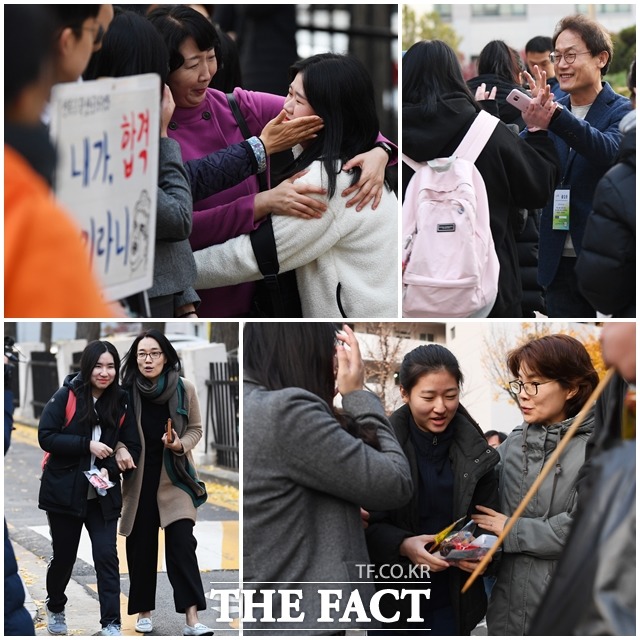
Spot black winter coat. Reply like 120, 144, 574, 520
403, 93, 561, 317
38, 374, 141, 520
365, 404, 500, 635
575, 114, 636, 317
516, 209, 545, 317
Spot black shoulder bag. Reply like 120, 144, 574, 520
226, 93, 302, 318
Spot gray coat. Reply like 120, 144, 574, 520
151, 137, 198, 310
487, 410, 595, 635
243, 382, 413, 635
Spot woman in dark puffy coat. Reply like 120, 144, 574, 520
402, 40, 561, 317
365, 344, 500, 635
576, 106, 635, 317
38, 341, 140, 636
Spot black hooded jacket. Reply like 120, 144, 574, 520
576, 112, 636, 317
402, 93, 561, 316
38, 373, 141, 520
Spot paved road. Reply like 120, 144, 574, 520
5, 423, 239, 636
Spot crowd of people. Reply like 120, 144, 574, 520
4, 4, 397, 319
243, 323, 635, 635
402, 15, 635, 319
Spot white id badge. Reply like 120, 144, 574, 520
552, 188, 570, 231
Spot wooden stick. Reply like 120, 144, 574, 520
461, 367, 614, 594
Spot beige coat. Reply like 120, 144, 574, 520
119, 378, 203, 536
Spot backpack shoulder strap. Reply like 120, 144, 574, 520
454, 110, 500, 165
401, 153, 424, 174
64, 388, 76, 427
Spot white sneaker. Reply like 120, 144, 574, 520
100, 623, 121, 636
183, 622, 214, 636
135, 617, 153, 633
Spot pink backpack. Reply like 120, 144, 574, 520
402, 110, 500, 318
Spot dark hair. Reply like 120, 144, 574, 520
148, 4, 221, 74
507, 334, 599, 420
277, 53, 381, 199
552, 14, 614, 75
628, 59, 636, 99
48, 5, 101, 39
78, 340, 122, 429
477, 40, 524, 84
399, 344, 464, 394
243, 323, 380, 449
525, 35, 553, 54
121, 329, 181, 387
403, 40, 476, 118
484, 430, 508, 443
87, 9, 170, 87
4, 5, 56, 106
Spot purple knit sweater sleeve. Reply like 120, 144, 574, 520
168, 88, 285, 250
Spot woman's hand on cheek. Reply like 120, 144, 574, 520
259, 110, 323, 155
335, 324, 365, 395
341, 146, 388, 211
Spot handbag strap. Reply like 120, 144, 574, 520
226, 92, 268, 193
226, 92, 285, 314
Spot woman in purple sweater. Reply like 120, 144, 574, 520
149, 5, 395, 317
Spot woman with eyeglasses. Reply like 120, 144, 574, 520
117, 330, 212, 636
38, 340, 140, 636
471, 334, 598, 635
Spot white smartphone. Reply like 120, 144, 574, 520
506, 89, 532, 112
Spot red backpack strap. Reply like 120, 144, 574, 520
64, 389, 76, 427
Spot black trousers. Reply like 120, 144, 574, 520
46, 500, 120, 627
126, 463, 206, 615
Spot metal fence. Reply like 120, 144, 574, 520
204, 359, 240, 470
297, 4, 398, 143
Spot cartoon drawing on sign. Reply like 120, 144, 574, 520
130, 190, 151, 274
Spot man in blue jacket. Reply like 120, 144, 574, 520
522, 14, 632, 317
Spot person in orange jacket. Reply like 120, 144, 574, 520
4, 5, 114, 318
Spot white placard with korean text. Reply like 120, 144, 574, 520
50, 74, 160, 302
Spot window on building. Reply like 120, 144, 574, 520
433, 4, 453, 20
471, 5, 527, 17
450, 326, 456, 340
576, 4, 632, 14
419, 333, 436, 342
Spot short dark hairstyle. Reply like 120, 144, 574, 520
78, 340, 122, 429
477, 40, 524, 83
525, 35, 553, 54
398, 344, 464, 394
4, 5, 56, 106
403, 40, 476, 118
121, 328, 181, 387
278, 53, 380, 199
88, 9, 170, 87
147, 4, 221, 74
507, 334, 599, 421
552, 14, 614, 75
484, 430, 507, 443
48, 5, 101, 39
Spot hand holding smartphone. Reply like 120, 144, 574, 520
506, 89, 533, 112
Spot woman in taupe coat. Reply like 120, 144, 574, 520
116, 329, 211, 636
